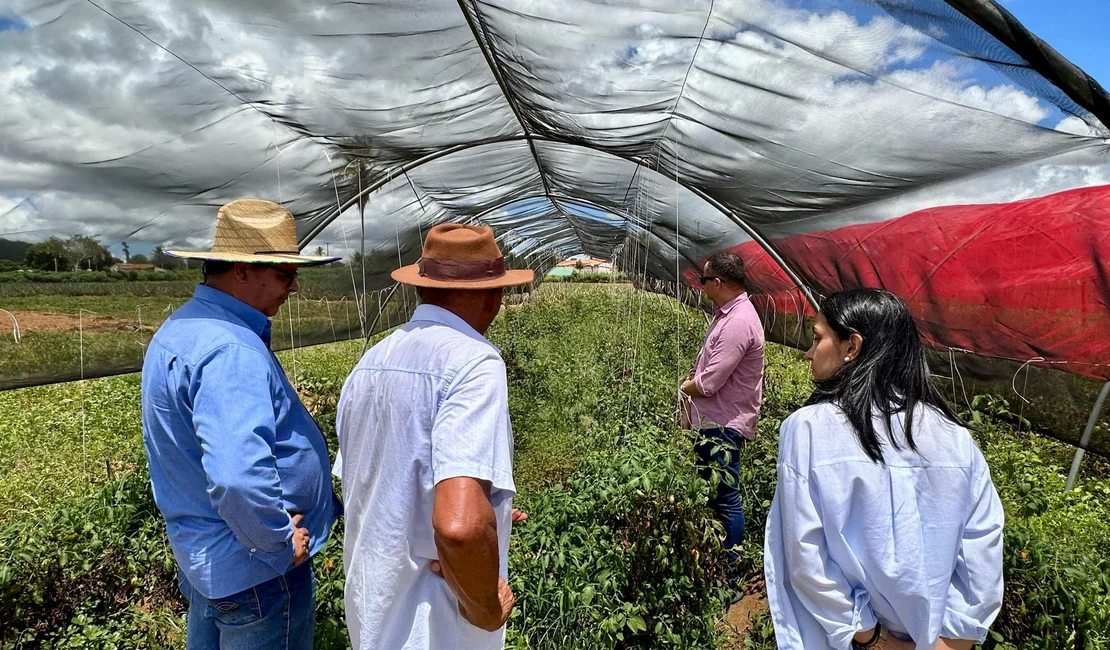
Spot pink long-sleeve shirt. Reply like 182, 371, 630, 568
689, 293, 765, 438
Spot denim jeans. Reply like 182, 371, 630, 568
695, 427, 747, 556
178, 559, 315, 650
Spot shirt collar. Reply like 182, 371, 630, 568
410, 304, 498, 351
192, 284, 272, 343
716, 292, 750, 317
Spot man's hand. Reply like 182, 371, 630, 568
291, 514, 310, 566
677, 388, 692, 430
430, 560, 515, 631
853, 627, 915, 650
511, 508, 528, 524
680, 379, 705, 398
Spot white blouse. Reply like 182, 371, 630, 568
764, 402, 1004, 650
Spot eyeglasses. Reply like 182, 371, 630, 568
261, 263, 298, 289
698, 275, 720, 286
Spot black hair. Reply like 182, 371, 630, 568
805, 288, 962, 463
705, 250, 746, 288
201, 260, 235, 284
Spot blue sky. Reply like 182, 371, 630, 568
1001, 0, 1110, 88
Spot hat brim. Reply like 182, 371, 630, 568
165, 250, 341, 267
391, 264, 534, 290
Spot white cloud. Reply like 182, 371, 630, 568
0, 0, 1105, 264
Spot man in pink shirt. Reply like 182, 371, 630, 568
680, 250, 765, 584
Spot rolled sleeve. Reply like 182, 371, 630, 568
779, 462, 875, 650
431, 355, 516, 496
942, 453, 1005, 642
693, 323, 753, 397
192, 344, 295, 574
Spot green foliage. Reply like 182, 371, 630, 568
0, 374, 145, 523
0, 472, 184, 649
22, 237, 70, 272
963, 398, 1110, 650
495, 285, 728, 648
0, 237, 32, 263
0, 285, 1109, 650
547, 270, 629, 283
508, 425, 729, 649
0, 270, 198, 285
22, 236, 114, 272
150, 247, 177, 270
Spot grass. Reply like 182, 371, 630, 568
0, 375, 145, 523
0, 272, 406, 389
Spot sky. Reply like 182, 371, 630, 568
0, 0, 1107, 265
1001, 0, 1110, 89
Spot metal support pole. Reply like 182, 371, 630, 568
1065, 380, 1110, 490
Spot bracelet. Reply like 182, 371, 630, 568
851, 622, 883, 649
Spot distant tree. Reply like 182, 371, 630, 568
0, 237, 32, 262
64, 235, 113, 271
129, 253, 150, 265
313, 246, 325, 257
23, 237, 69, 271
0, 259, 22, 272
575, 260, 584, 270
151, 246, 175, 269
121, 241, 131, 263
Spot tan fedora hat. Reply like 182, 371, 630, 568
166, 199, 340, 266
391, 224, 534, 290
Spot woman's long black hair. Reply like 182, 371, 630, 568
805, 288, 962, 463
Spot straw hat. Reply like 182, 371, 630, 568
166, 199, 340, 265
391, 223, 534, 290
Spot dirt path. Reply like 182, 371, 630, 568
721, 593, 769, 648
1, 310, 140, 333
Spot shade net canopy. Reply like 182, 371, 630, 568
1, 0, 1109, 451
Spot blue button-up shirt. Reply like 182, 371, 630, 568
141, 284, 337, 599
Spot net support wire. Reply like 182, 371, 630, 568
0, 309, 21, 344
1065, 380, 1110, 490
296, 133, 820, 316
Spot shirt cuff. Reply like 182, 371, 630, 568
827, 592, 877, 650
435, 462, 517, 496
693, 374, 713, 398
249, 541, 295, 575
941, 609, 990, 643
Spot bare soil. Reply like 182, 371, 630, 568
721, 593, 769, 648
0, 310, 140, 334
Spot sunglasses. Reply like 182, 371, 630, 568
261, 263, 298, 289
698, 275, 720, 286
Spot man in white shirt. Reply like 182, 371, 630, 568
335, 223, 533, 650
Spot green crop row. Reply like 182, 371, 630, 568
0, 284, 1107, 649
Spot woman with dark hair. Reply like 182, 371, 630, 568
764, 288, 1004, 650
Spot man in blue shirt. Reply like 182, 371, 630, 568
142, 199, 341, 650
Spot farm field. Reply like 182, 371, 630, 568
0, 283, 1108, 649
0, 268, 395, 388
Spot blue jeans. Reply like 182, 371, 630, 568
696, 427, 746, 555
178, 560, 315, 650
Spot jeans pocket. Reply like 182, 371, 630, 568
206, 589, 262, 626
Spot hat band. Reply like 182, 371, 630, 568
419, 257, 506, 281
253, 249, 300, 254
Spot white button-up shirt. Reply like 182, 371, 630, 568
765, 402, 1004, 650
335, 304, 516, 650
